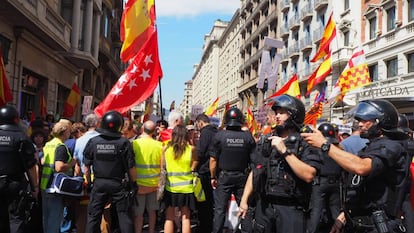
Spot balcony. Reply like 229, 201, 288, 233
331, 47, 353, 67
280, 49, 289, 64
288, 43, 300, 58
301, 4, 313, 22
280, 23, 290, 38
313, 26, 324, 43
314, 0, 328, 11
0, 0, 71, 51
300, 36, 312, 52
289, 15, 300, 31
363, 22, 414, 54
280, 0, 290, 12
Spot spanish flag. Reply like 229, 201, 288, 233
205, 97, 219, 117
306, 54, 332, 96
311, 12, 336, 62
120, 0, 157, 62
0, 48, 13, 106
268, 74, 300, 99
62, 83, 81, 118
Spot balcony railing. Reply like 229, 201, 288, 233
313, 26, 324, 42
280, 23, 290, 37
280, 0, 290, 12
301, 4, 313, 22
289, 14, 300, 30
288, 43, 299, 57
300, 36, 312, 51
314, 0, 329, 11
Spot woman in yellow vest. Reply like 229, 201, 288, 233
40, 121, 78, 233
162, 125, 198, 233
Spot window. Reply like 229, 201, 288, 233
408, 53, 414, 73
304, 56, 311, 75
343, 30, 350, 46
344, 0, 349, 11
60, 0, 73, 24
410, 0, 414, 22
369, 17, 377, 39
368, 64, 378, 82
282, 66, 288, 82
387, 6, 396, 31
386, 58, 398, 78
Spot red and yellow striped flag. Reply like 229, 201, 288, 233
246, 108, 259, 135
306, 54, 332, 96
62, 83, 81, 118
304, 102, 323, 126
120, 0, 157, 62
0, 48, 13, 106
205, 97, 219, 117
311, 12, 336, 62
268, 74, 300, 99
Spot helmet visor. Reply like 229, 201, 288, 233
352, 102, 383, 121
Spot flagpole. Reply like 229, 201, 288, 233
158, 75, 164, 120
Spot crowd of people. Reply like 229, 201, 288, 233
1, 93, 414, 233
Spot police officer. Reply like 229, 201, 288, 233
0, 105, 38, 233
239, 94, 321, 233
84, 111, 137, 233
209, 107, 256, 233
397, 113, 414, 232
302, 99, 408, 233
308, 123, 342, 233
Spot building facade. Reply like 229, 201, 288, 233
178, 80, 193, 119
0, 0, 125, 121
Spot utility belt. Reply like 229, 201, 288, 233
346, 210, 406, 233
313, 175, 340, 185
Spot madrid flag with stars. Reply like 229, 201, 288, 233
94, 32, 162, 117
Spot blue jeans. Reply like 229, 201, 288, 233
42, 191, 64, 233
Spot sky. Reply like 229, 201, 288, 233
154, 0, 240, 110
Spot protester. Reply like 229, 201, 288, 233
132, 121, 163, 233
162, 125, 198, 233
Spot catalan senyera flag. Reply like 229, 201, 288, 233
311, 12, 336, 62
328, 46, 371, 102
40, 91, 47, 118
304, 102, 323, 126
62, 83, 81, 118
410, 159, 414, 209
205, 97, 219, 117
246, 108, 259, 135
0, 48, 13, 106
306, 54, 332, 96
120, 0, 157, 62
94, 32, 163, 117
268, 74, 300, 99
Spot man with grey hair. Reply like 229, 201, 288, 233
159, 110, 184, 143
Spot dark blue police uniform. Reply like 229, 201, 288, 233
0, 124, 36, 233
345, 137, 406, 233
210, 129, 256, 233
84, 134, 136, 233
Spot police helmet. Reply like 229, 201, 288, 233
318, 123, 339, 144
224, 108, 244, 127
398, 113, 413, 134
0, 105, 19, 125
97, 111, 124, 137
271, 94, 305, 126
353, 99, 403, 138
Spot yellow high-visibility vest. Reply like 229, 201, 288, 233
165, 145, 193, 193
40, 137, 71, 190
133, 137, 162, 187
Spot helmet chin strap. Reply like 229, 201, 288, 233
275, 118, 302, 136
360, 122, 381, 139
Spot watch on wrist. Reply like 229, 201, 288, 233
321, 141, 331, 152
280, 148, 295, 157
